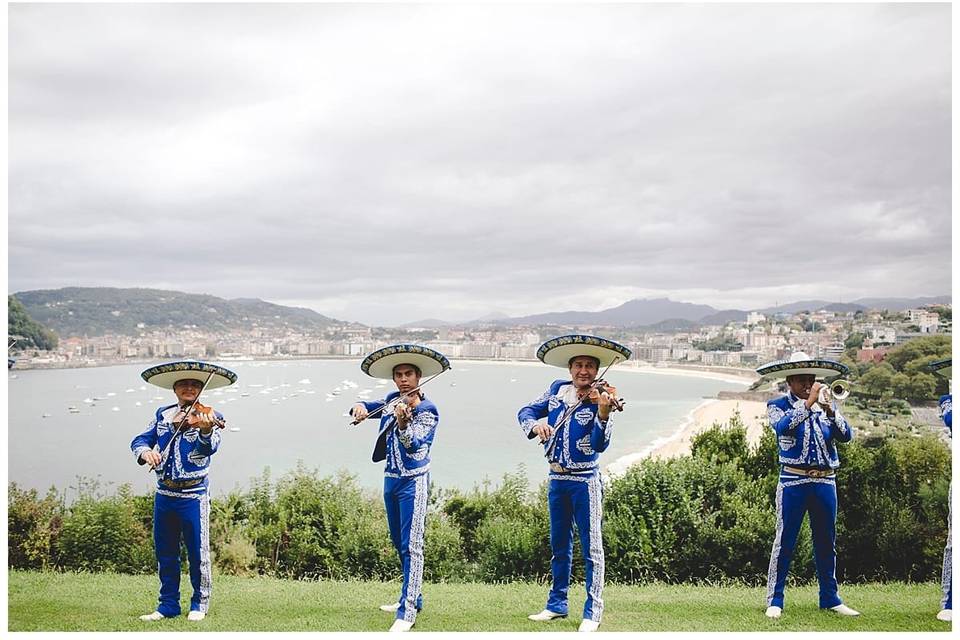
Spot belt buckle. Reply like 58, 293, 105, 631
549, 462, 567, 473
809, 469, 825, 478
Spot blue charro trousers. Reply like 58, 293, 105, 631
766, 474, 843, 609
384, 474, 428, 623
153, 491, 211, 617
545, 474, 605, 622
942, 482, 952, 611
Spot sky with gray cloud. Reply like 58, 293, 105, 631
8, 4, 951, 326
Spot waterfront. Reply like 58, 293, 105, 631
8, 359, 746, 496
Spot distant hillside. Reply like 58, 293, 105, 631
472, 295, 950, 330
492, 298, 719, 327
12, 288, 346, 337
8, 296, 58, 350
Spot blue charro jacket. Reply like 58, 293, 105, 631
130, 403, 224, 495
518, 379, 613, 476
940, 394, 952, 434
767, 393, 852, 470
353, 392, 439, 478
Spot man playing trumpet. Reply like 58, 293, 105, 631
756, 351, 859, 619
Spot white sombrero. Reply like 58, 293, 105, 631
928, 358, 952, 379
537, 334, 632, 369
141, 360, 238, 390
360, 344, 450, 380
756, 351, 848, 380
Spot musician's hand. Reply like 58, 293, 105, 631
806, 382, 824, 410
532, 423, 553, 443
141, 450, 161, 468
597, 384, 618, 420
394, 402, 413, 429
352, 404, 368, 422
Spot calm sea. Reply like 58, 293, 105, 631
8, 360, 743, 497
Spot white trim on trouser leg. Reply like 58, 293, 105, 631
199, 493, 212, 613
766, 482, 785, 606
943, 481, 953, 610
587, 475, 605, 622
403, 474, 428, 623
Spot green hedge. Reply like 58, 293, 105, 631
8, 416, 951, 584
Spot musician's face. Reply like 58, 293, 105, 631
392, 364, 421, 394
786, 374, 816, 398
173, 378, 203, 405
569, 356, 599, 390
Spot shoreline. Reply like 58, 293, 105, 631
606, 398, 768, 477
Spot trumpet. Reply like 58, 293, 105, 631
817, 379, 851, 405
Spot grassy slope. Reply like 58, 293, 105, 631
7, 571, 950, 632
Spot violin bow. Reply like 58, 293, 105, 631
348, 368, 450, 427
544, 356, 624, 458
150, 370, 217, 473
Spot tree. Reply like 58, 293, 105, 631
858, 363, 895, 398
891, 372, 937, 403
844, 332, 866, 350
8, 296, 58, 351
885, 335, 951, 372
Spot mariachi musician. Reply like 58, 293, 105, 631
349, 344, 450, 632
130, 360, 236, 623
756, 352, 859, 619
930, 357, 952, 622
518, 334, 630, 633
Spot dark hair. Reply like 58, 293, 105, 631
568, 355, 601, 368
393, 363, 421, 377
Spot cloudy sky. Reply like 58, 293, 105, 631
8, 4, 951, 326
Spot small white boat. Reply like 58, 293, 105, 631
111, 407, 120, 412
106, 392, 116, 397
240, 393, 250, 397
229, 427, 240, 432
42, 413, 52, 418
298, 378, 312, 385
125, 388, 135, 393
83, 398, 94, 404
68, 406, 80, 414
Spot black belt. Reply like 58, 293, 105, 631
159, 478, 203, 490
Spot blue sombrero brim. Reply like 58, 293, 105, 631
141, 361, 238, 390
537, 334, 632, 369
756, 358, 848, 380
361, 344, 450, 380
929, 358, 952, 379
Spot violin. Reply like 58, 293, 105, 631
581, 379, 625, 412
175, 401, 227, 431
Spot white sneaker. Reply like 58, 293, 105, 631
936, 609, 952, 622
579, 619, 600, 632
528, 609, 567, 622
138, 611, 165, 622
389, 619, 414, 632
829, 604, 860, 616
187, 611, 205, 621
765, 606, 782, 619
380, 602, 401, 613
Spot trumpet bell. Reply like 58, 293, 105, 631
818, 379, 851, 404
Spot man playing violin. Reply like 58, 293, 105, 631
518, 335, 631, 632
131, 361, 236, 623
349, 344, 450, 632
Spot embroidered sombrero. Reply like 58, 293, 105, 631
360, 344, 450, 379
756, 351, 848, 380
141, 360, 238, 390
928, 357, 952, 379
537, 334, 632, 369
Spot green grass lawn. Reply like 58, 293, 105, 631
7, 570, 950, 632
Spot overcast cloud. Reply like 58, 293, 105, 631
8, 4, 951, 326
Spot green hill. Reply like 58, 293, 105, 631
12, 287, 347, 337
8, 295, 58, 350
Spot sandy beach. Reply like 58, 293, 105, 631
606, 398, 768, 477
